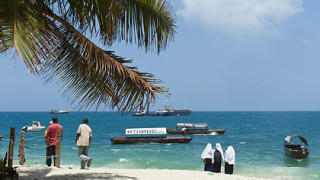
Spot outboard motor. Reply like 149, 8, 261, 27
22, 126, 27, 131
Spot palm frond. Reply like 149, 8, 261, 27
41, 9, 167, 112
55, 0, 176, 53
0, 0, 174, 112
0, 0, 58, 73
120, 0, 176, 52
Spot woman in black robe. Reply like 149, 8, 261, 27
212, 143, 224, 173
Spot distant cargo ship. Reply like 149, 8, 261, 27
51, 109, 69, 114
155, 106, 191, 116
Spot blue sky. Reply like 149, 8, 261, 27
1, 0, 320, 111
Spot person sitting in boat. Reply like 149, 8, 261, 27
300, 145, 307, 153
212, 143, 224, 173
201, 143, 213, 171
224, 146, 235, 175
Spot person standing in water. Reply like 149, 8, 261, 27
201, 143, 213, 171
212, 143, 224, 173
76, 118, 92, 169
224, 146, 235, 174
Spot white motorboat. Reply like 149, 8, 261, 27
22, 121, 45, 132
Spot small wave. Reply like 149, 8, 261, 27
111, 149, 120, 152
150, 142, 159, 144
166, 143, 171, 145
119, 158, 129, 162
239, 142, 246, 144
146, 160, 155, 164
209, 132, 217, 135
72, 147, 77, 150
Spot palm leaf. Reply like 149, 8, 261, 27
54, 0, 176, 53
0, 0, 58, 73
41, 8, 167, 112
0, 0, 174, 112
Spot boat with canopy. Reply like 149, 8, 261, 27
110, 127, 193, 144
284, 134, 309, 159
167, 123, 227, 135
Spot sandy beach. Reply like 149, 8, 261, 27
16, 165, 269, 180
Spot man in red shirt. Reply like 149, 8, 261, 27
45, 117, 63, 166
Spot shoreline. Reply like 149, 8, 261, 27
16, 165, 270, 180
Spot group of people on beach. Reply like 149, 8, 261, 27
44, 117, 92, 169
201, 143, 235, 174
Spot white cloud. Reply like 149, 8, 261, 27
178, 0, 303, 38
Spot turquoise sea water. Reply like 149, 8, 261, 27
0, 112, 319, 179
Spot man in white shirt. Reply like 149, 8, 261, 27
76, 118, 92, 169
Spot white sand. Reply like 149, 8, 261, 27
16, 165, 270, 180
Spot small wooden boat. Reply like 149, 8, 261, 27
0, 134, 4, 141
110, 127, 193, 144
51, 109, 69, 114
22, 121, 45, 132
167, 123, 227, 135
284, 134, 309, 159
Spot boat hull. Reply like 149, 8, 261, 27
167, 129, 227, 135
284, 145, 309, 159
155, 109, 191, 116
110, 136, 193, 144
51, 111, 69, 114
22, 126, 45, 132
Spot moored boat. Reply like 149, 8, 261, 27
22, 121, 45, 132
284, 134, 309, 159
110, 127, 193, 144
155, 106, 191, 116
133, 109, 147, 116
167, 123, 227, 135
51, 109, 69, 114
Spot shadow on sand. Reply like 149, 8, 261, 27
17, 167, 137, 180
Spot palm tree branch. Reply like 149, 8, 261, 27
41, 7, 167, 112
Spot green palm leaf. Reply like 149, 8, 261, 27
0, 0, 175, 112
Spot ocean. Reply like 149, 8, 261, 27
0, 112, 319, 179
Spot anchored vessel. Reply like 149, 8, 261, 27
51, 109, 69, 114
167, 123, 227, 135
110, 127, 193, 144
155, 106, 192, 116
133, 109, 147, 116
284, 134, 309, 159
22, 121, 45, 132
